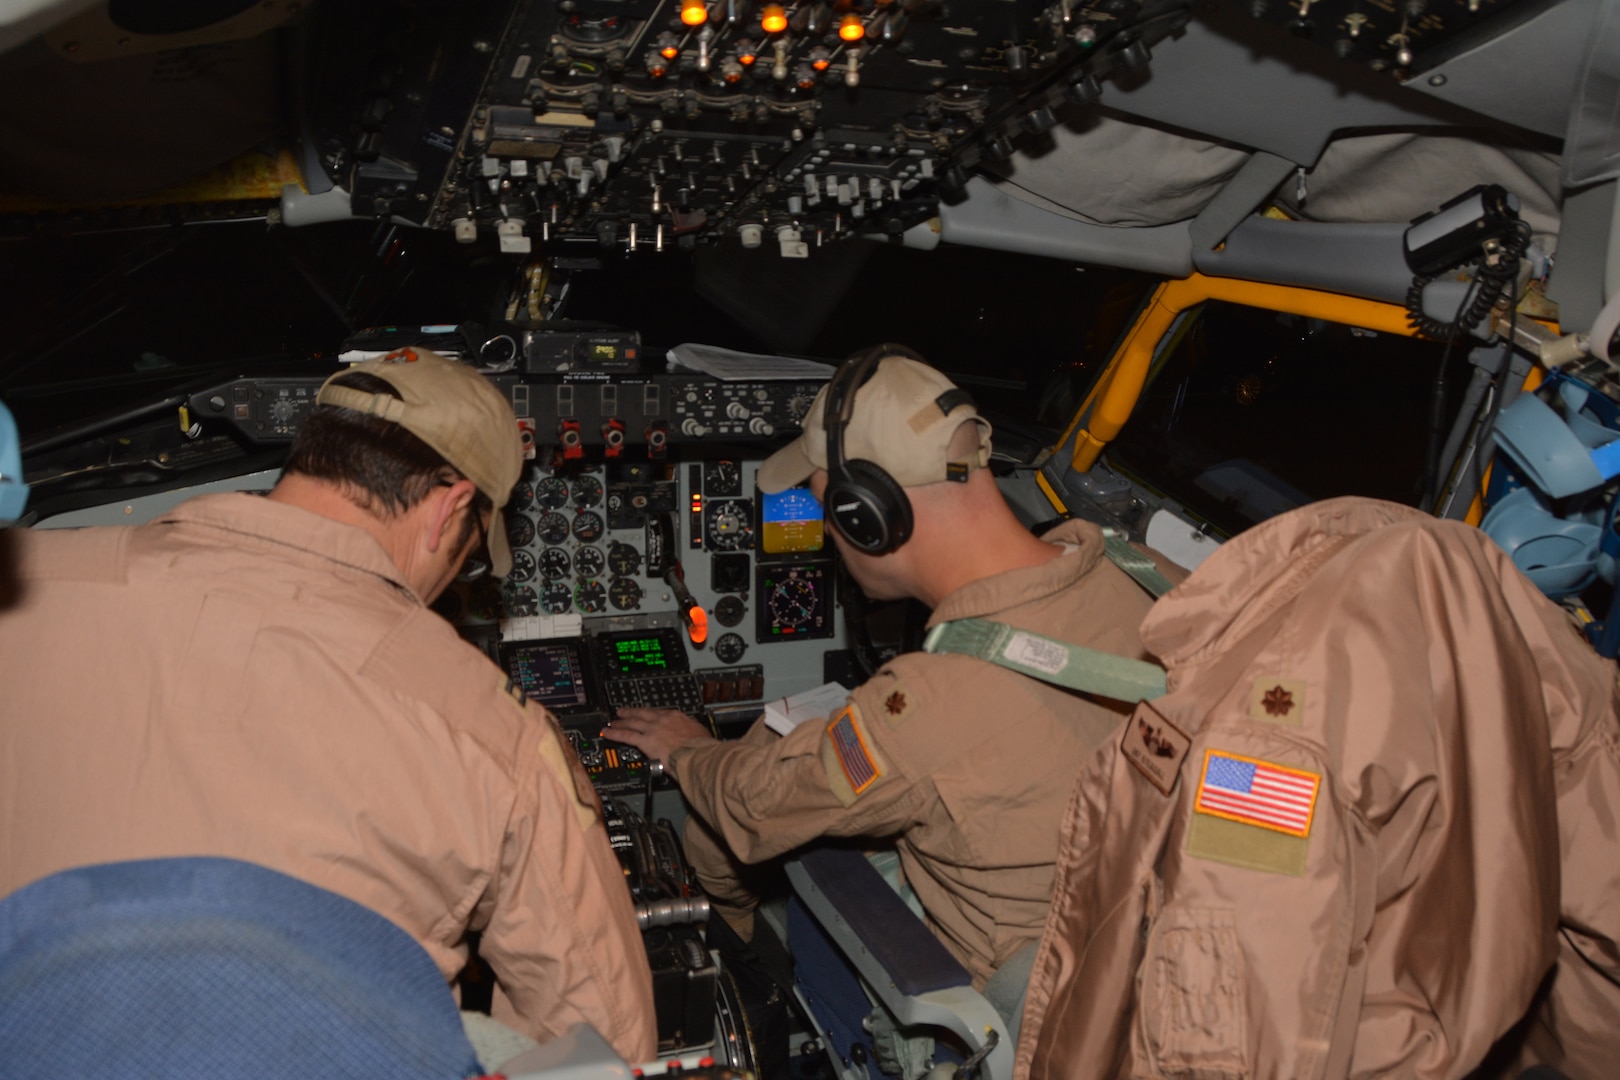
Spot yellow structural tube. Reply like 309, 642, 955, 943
1065, 275, 1421, 473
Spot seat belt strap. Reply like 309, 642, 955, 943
923, 617, 1167, 703
1100, 528, 1177, 599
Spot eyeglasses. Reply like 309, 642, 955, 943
437, 479, 492, 582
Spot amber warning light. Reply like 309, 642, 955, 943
761, 4, 787, 33
681, 0, 709, 26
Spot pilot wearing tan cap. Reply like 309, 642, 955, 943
0, 349, 656, 1063
608, 345, 1163, 1017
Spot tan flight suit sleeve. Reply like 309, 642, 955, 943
668, 683, 932, 923
476, 699, 658, 1064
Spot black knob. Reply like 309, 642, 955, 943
1114, 39, 1151, 70
1004, 43, 1028, 78
1064, 74, 1101, 105
1021, 105, 1057, 134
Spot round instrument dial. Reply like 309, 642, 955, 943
538, 512, 571, 545
609, 577, 643, 611
503, 583, 539, 618
768, 576, 818, 629
535, 476, 569, 510
571, 510, 605, 544
705, 499, 754, 551
713, 632, 747, 664
508, 549, 536, 583
574, 545, 605, 578
704, 459, 741, 496
539, 547, 571, 580
505, 513, 536, 550
575, 579, 607, 614
714, 594, 747, 627
571, 475, 604, 508
607, 541, 642, 577
511, 479, 536, 511
541, 582, 573, 614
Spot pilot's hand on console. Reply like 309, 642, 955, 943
605, 707, 715, 766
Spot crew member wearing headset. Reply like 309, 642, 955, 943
608, 345, 1166, 1027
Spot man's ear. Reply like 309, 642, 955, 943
424, 479, 476, 555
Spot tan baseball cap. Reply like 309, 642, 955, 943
757, 353, 992, 494
316, 348, 524, 577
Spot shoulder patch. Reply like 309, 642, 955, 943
1249, 677, 1305, 726
1121, 702, 1190, 795
1193, 749, 1319, 838
1185, 749, 1321, 877
822, 705, 884, 802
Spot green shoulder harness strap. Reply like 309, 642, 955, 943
922, 618, 1167, 704
1099, 526, 1178, 599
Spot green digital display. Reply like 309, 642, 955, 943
612, 636, 669, 671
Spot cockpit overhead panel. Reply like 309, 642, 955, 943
306, 0, 1201, 252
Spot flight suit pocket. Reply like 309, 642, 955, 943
1136, 905, 1249, 1079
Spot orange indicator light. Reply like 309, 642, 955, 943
661, 44, 680, 58
681, 0, 709, 26
811, 57, 829, 70
838, 12, 865, 41
761, 4, 787, 33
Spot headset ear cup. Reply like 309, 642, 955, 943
826, 459, 912, 554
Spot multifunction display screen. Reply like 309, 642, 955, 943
499, 639, 590, 711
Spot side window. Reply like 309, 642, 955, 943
1107, 301, 1473, 536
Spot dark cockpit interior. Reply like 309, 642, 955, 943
0, 0, 1616, 1074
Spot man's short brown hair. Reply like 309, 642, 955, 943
282, 371, 492, 544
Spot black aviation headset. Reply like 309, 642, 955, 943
821, 343, 979, 556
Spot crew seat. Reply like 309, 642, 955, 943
0, 857, 485, 1079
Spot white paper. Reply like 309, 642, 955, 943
667, 343, 837, 381
1144, 508, 1221, 572
500, 612, 584, 641
763, 681, 851, 736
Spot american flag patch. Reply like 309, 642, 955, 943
827, 707, 880, 795
1194, 750, 1320, 838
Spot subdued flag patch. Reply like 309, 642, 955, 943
1194, 750, 1320, 838
827, 706, 881, 795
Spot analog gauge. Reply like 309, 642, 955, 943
538, 512, 571, 545
607, 540, 642, 577
704, 459, 741, 496
768, 576, 818, 629
535, 476, 570, 510
575, 579, 607, 613
503, 583, 539, 618
511, 478, 536, 511
508, 549, 537, 583
714, 632, 747, 664
541, 582, 573, 614
539, 547, 571, 580
574, 545, 605, 578
609, 577, 643, 611
505, 513, 536, 550
572, 510, 605, 544
706, 499, 754, 551
714, 594, 747, 627
571, 475, 604, 508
